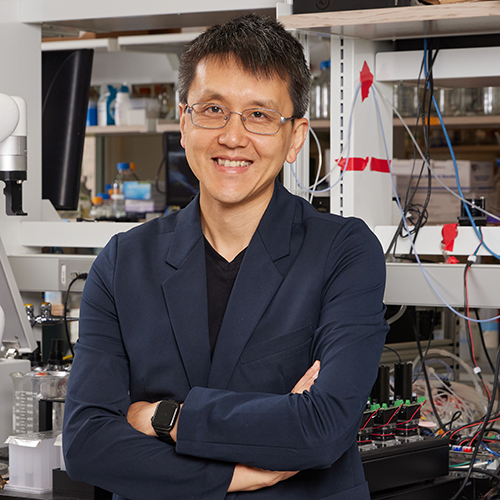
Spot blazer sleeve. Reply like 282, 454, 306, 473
62, 235, 234, 500
175, 218, 389, 472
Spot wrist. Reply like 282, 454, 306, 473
151, 400, 182, 445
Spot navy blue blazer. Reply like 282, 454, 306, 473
63, 181, 388, 500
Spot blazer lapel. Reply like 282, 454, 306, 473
161, 200, 212, 389
208, 182, 296, 390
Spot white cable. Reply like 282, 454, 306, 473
412, 348, 489, 413
308, 127, 323, 203
375, 83, 500, 222
290, 82, 362, 195
371, 84, 500, 324
386, 304, 407, 325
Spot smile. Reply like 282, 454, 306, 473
214, 158, 252, 168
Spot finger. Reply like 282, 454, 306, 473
291, 360, 320, 394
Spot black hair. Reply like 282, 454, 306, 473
178, 14, 311, 118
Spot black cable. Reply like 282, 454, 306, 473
408, 43, 439, 251
464, 262, 478, 366
470, 468, 500, 482
387, 44, 439, 258
449, 346, 500, 500
464, 262, 491, 404
63, 273, 88, 358
441, 411, 463, 432
383, 345, 402, 363
476, 308, 496, 374
411, 314, 444, 430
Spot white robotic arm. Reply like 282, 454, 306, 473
0, 93, 27, 215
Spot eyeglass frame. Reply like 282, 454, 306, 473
185, 102, 295, 136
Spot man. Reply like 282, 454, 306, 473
63, 14, 388, 500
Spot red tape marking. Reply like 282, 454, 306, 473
360, 61, 374, 102
442, 223, 459, 252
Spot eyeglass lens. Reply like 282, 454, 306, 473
190, 103, 284, 135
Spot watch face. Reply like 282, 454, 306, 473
153, 400, 179, 430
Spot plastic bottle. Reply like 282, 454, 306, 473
114, 84, 131, 126
89, 195, 103, 219
319, 60, 331, 120
129, 162, 140, 181
101, 192, 112, 219
110, 162, 129, 219
97, 84, 117, 126
311, 60, 330, 120
86, 98, 98, 126
78, 177, 92, 219
310, 73, 321, 120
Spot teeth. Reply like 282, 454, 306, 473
216, 158, 251, 167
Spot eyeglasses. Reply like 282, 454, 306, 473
186, 103, 294, 136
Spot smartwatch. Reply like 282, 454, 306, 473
151, 400, 181, 445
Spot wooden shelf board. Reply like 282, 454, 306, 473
280, 2, 500, 40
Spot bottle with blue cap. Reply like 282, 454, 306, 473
110, 162, 129, 219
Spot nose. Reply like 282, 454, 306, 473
218, 111, 249, 148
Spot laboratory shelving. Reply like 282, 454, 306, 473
279, 1, 500, 41
280, 2, 500, 312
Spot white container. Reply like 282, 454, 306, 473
114, 85, 131, 126
5, 430, 61, 494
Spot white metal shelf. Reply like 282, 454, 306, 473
42, 37, 118, 52
20, 221, 141, 249
21, 0, 277, 32
384, 261, 500, 308
42, 32, 201, 55
377, 46, 500, 88
280, 2, 500, 40
117, 32, 200, 54
394, 115, 500, 128
376, 225, 500, 257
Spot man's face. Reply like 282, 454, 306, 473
179, 56, 308, 211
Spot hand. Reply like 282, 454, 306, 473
127, 401, 158, 437
292, 360, 320, 394
228, 464, 298, 492
127, 401, 183, 442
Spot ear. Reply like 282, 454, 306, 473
285, 118, 309, 165
179, 103, 187, 149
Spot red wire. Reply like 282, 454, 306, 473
373, 406, 401, 430
465, 264, 492, 401
396, 403, 425, 425
449, 415, 500, 442
359, 408, 379, 431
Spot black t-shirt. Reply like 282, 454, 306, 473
204, 238, 246, 357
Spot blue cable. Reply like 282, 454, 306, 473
371, 85, 500, 324
423, 39, 499, 261
482, 441, 500, 458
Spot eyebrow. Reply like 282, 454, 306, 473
195, 91, 280, 111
